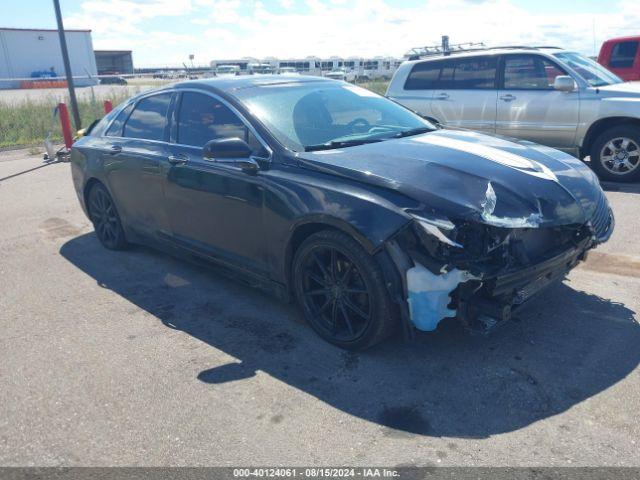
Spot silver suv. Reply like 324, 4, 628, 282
387, 47, 640, 182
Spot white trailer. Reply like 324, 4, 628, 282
274, 57, 322, 75
0, 28, 98, 89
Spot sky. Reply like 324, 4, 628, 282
3, 0, 639, 67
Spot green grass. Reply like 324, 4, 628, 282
0, 89, 135, 148
357, 79, 390, 96
0, 81, 391, 149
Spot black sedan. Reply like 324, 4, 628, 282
100, 76, 128, 85
70, 76, 614, 350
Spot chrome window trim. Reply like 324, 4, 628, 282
100, 87, 272, 162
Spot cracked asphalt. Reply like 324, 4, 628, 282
0, 148, 639, 466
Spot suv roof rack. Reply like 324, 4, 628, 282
406, 42, 486, 60
406, 40, 564, 60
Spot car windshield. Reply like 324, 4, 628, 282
234, 82, 435, 151
553, 52, 623, 87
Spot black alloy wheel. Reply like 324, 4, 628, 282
87, 183, 128, 250
293, 230, 397, 350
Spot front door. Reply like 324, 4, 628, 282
496, 54, 579, 151
164, 91, 271, 275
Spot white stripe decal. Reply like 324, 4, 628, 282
416, 134, 558, 182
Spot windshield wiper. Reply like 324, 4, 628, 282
304, 137, 384, 152
391, 126, 433, 138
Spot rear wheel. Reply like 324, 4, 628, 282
292, 230, 397, 350
590, 125, 640, 182
87, 183, 128, 250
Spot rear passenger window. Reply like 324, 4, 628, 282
610, 41, 639, 68
105, 103, 133, 137
404, 61, 442, 90
440, 57, 497, 89
123, 93, 172, 141
177, 92, 267, 156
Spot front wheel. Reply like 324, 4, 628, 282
590, 125, 640, 182
292, 230, 397, 350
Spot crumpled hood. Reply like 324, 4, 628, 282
298, 129, 605, 227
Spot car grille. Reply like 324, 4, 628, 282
590, 193, 614, 242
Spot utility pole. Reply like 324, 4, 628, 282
53, 0, 81, 130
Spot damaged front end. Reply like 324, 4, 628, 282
385, 191, 614, 335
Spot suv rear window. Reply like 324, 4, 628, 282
440, 57, 497, 89
404, 57, 497, 90
404, 61, 442, 90
610, 41, 639, 68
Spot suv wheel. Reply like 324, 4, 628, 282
590, 125, 640, 182
292, 230, 397, 350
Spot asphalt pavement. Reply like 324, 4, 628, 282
0, 148, 638, 466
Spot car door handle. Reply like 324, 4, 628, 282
109, 145, 122, 154
500, 94, 516, 102
167, 154, 188, 165
435, 93, 449, 100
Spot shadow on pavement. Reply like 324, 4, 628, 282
61, 233, 639, 438
600, 181, 640, 194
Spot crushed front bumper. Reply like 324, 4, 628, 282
384, 229, 594, 336
455, 239, 591, 330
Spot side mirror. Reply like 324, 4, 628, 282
203, 137, 252, 159
203, 137, 258, 174
554, 75, 577, 92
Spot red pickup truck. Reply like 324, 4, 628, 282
598, 36, 640, 81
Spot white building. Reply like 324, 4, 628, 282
209, 55, 404, 80
0, 27, 98, 89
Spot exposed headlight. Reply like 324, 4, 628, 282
411, 214, 463, 249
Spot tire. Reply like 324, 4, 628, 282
292, 230, 397, 350
87, 183, 128, 250
590, 125, 640, 182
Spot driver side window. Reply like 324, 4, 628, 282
176, 92, 267, 156
503, 55, 566, 90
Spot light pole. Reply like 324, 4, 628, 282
53, 0, 81, 130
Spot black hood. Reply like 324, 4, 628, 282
298, 129, 605, 228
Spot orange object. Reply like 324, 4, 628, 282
58, 102, 74, 149
19, 80, 67, 89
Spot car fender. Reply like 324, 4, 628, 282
261, 167, 416, 286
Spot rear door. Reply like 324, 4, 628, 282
430, 56, 498, 134
496, 54, 579, 151
103, 92, 174, 236
163, 90, 271, 274
392, 60, 441, 118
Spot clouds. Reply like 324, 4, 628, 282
65, 0, 640, 67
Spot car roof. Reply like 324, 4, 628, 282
175, 75, 333, 93
122, 75, 339, 110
